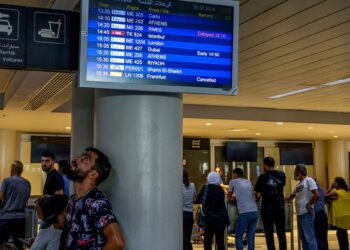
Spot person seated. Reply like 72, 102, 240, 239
40, 195, 68, 250
30, 195, 64, 250
41, 194, 68, 230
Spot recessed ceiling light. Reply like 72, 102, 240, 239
65, 126, 71, 130
276, 122, 284, 125
256, 133, 261, 136
307, 126, 314, 130
333, 135, 339, 138
205, 123, 212, 126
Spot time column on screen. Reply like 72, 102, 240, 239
94, 8, 112, 78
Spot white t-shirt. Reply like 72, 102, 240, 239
292, 177, 317, 215
31, 225, 62, 250
183, 183, 196, 212
228, 178, 258, 214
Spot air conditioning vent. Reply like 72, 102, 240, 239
23, 73, 73, 111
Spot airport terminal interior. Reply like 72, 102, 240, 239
0, 0, 350, 249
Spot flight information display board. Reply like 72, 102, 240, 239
80, 0, 239, 95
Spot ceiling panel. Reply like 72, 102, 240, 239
0, 69, 14, 93
239, 0, 287, 24
239, 0, 324, 39
240, 43, 350, 81
240, 0, 350, 51
239, 10, 350, 67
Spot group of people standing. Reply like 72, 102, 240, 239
183, 156, 350, 250
0, 147, 125, 250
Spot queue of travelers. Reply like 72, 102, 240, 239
183, 156, 350, 250
0, 150, 350, 250
0, 148, 125, 250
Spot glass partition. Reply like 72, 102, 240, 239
183, 149, 210, 193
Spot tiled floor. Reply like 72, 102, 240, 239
192, 230, 346, 250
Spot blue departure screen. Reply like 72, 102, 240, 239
86, 0, 234, 89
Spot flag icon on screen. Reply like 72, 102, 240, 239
110, 72, 123, 77
111, 30, 125, 36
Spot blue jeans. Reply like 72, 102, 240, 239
235, 211, 258, 250
297, 213, 317, 250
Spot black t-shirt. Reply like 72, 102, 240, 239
254, 170, 286, 210
43, 169, 64, 195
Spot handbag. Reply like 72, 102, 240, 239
197, 186, 208, 228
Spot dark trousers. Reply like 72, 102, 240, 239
0, 218, 26, 250
336, 227, 349, 250
204, 226, 225, 250
261, 209, 287, 250
183, 211, 194, 250
314, 210, 328, 250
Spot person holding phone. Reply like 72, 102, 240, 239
285, 164, 319, 250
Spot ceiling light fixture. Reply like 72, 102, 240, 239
269, 87, 318, 99
307, 126, 314, 130
269, 77, 350, 99
256, 133, 261, 136
333, 135, 339, 138
65, 126, 71, 130
227, 128, 248, 132
205, 123, 212, 126
276, 122, 284, 125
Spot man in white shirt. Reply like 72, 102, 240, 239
285, 164, 319, 250
227, 168, 258, 250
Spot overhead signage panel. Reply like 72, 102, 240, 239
0, 4, 78, 71
26, 8, 78, 71
0, 4, 26, 68
80, 0, 239, 95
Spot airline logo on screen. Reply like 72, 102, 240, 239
84, 0, 238, 94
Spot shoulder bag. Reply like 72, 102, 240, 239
197, 185, 208, 228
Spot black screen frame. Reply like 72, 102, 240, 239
226, 141, 258, 162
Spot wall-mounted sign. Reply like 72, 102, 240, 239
183, 138, 210, 150
0, 5, 26, 67
34, 11, 66, 44
80, 0, 239, 95
0, 4, 79, 71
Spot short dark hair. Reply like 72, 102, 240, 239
334, 177, 349, 192
35, 195, 50, 207
232, 168, 243, 177
58, 160, 70, 175
11, 161, 23, 174
41, 151, 56, 161
295, 163, 307, 176
41, 195, 68, 224
85, 147, 112, 185
264, 157, 275, 168
183, 169, 190, 187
